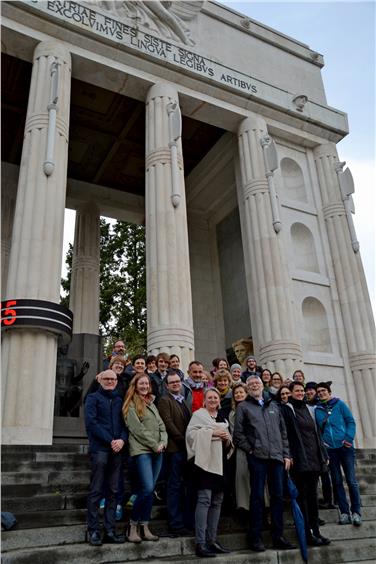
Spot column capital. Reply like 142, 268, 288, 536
146, 82, 178, 103
238, 113, 267, 136
76, 200, 100, 215
34, 40, 71, 66
313, 142, 338, 160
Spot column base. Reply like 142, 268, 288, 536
258, 340, 303, 375
2, 425, 53, 445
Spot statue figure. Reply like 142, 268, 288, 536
85, 1, 204, 45
54, 345, 89, 417
232, 337, 254, 370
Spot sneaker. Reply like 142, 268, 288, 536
352, 512, 362, 526
339, 513, 352, 525
115, 504, 123, 521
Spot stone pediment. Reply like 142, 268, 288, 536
83, 1, 204, 45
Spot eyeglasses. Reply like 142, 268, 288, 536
102, 378, 117, 382
168, 380, 181, 385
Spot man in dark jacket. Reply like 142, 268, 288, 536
234, 375, 295, 552
158, 371, 192, 536
241, 355, 262, 382
84, 370, 128, 546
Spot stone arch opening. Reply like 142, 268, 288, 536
290, 222, 319, 273
302, 297, 332, 353
280, 157, 307, 202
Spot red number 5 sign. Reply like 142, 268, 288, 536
1, 300, 17, 326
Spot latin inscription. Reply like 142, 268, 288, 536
25, 0, 258, 96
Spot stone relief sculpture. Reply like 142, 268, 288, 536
84, 1, 204, 45
232, 337, 254, 369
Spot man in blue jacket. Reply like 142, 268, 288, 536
315, 382, 362, 526
85, 369, 128, 545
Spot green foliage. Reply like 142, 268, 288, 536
61, 218, 146, 356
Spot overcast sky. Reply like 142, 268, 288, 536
63, 0, 375, 312
219, 0, 375, 311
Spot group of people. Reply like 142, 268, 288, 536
84, 339, 362, 557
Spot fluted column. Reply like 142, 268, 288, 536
1, 169, 18, 292
237, 114, 303, 375
69, 202, 100, 335
145, 82, 194, 370
2, 41, 71, 445
314, 143, 376, 447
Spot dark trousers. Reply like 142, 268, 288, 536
247, 454, 284, 542
293, 471, 320, 538
320, 471, 333, 504
87, 450, 122, 533
328, 446, 361, 515
165, 451, 186, 530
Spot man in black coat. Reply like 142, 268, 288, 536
84, 370, 128, 546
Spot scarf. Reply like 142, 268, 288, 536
187, 376, 205, 390
186, 408, 233, 475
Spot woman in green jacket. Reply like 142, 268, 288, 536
123, 373, 167, 543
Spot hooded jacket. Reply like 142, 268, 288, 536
125, 399, 168, 457
233, 395, 290, 462
315, 397, 356, 449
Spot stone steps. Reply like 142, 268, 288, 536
2, 445, 375, 563
8, 505, 376, 531
2, 528, 376, 564
2, 518, 376, 552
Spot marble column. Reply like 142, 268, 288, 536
145, 82, 194, 370
314, 143, 376, 447
237, 113, 303, 375
69, 202, 100, 335
2, 41, 71, 445
1, 166, 18, 293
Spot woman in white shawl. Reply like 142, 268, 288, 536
186, 388, 233, 558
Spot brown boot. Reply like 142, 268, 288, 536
127, 522, 142, 543
139, 522, 159, 541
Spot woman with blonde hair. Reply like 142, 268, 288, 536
186, 388, 233, 557
123, 373, 167, 543
214, 368, 233, 419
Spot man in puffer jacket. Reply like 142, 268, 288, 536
315, 381, 362, 527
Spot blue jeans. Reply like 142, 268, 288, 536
87, 450, 122, 533
166, 451, 186, 530
247, 454, 284, 542
328, 446, 361, 515
131, 453, 163, 522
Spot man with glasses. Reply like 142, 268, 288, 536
315, 382, 362, 527
234, 375, 295, 553
103, 339, 130, 369
84, 370, 128, 546
158, 371, 192, 536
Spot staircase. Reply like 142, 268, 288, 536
2, 445, 376, 563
